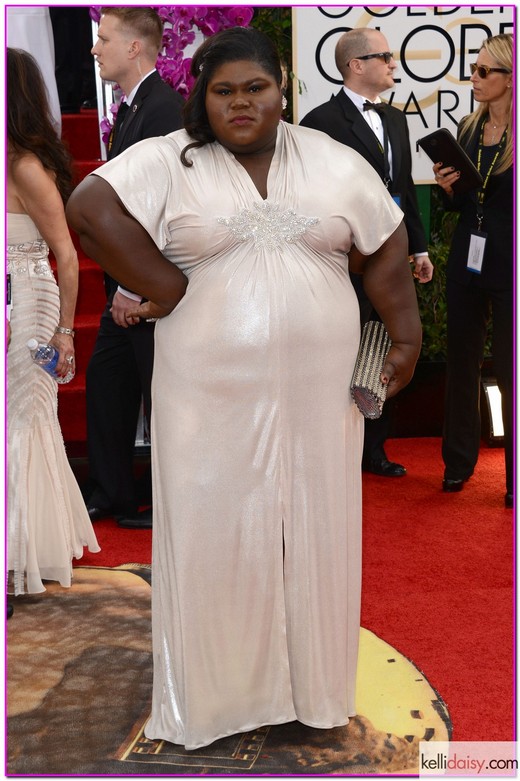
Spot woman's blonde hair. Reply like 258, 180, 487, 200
459, 34, 513, 175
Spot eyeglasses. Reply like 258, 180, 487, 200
352, 51, 394, 65
470, 63, 512, 79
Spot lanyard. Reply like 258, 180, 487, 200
475, 121, 506, 228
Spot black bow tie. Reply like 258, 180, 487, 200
363, 100, 386, 115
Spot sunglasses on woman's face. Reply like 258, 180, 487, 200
470, 63, 511, 79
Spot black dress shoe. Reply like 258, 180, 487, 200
363, 458, 406, 477
505, 493, 514, 509
442, 478, 466, 493
87, 505, 113, 521
117, 508, 152, 529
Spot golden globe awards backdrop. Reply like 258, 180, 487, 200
292, 5, 514, 183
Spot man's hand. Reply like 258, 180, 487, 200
412, 255, 434, 283
110, 290, 142, 327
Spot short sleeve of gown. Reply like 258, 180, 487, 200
92, 134, 181, 250
344, 158, 404, 256
284, 125, 404, 255
325, 137, 404, 256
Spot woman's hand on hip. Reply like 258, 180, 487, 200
125, 300, 174, 322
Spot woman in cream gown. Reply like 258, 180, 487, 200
67, 29, 421, 752
7, 48, 99, 596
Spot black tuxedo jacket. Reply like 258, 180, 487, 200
104, 70, 184, 302
108, 70, 183, 160
300, 89, 427, 255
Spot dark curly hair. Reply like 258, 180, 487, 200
180, 26, 283, 167
7, 47, 74, 203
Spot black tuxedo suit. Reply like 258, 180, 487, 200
109, 70, 183, 155
85, 71, 183, 515
301, 89, 428, 465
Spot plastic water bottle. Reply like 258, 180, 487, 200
26, 339, 74, 384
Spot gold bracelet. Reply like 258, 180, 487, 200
55, 326, 75, 337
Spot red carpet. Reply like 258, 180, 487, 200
361, 437, 514, 746
76, 437, 514, 746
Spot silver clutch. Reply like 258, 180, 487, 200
350, 321, 392, 419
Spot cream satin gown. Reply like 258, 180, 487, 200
96, 122, 403, 749
7, 213, 100, 595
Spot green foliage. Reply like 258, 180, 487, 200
251, 7, 295, 121
415, 187, 458, 361
251, 6, 292, 59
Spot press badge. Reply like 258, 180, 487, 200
467, 231, 487, 274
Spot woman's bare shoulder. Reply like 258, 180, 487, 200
10, 152, 56, 203
10, 151, 49, 181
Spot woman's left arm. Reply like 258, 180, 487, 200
350, 220, 422, 397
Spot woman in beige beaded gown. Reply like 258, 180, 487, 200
67, 28, 421, 750
7, 48, 99, 596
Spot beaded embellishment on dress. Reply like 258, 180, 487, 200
7, 240, 53, 278
218, 202, 319, 250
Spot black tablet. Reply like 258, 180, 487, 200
417, 128, 483, 194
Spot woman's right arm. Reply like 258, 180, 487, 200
66, 176, 188, 316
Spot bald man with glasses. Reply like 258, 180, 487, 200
301, 27, 433, 479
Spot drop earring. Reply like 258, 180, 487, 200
282, 95, 288, 110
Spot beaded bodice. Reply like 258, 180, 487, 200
7, 213, 53, 278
